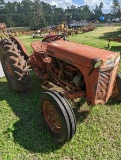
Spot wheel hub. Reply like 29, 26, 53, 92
43, 101, 61, 133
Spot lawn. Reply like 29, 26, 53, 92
0, 26, 121, 160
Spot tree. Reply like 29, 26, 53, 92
0, 0, 106, 28
0, 0, 5, 14
111, 0, 121, 17
30, 0, 47, 29
81, 5, 91, 20
93, 2, 103, 21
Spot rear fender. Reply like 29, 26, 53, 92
10, 36, 29, 61
31, 41, 47, 52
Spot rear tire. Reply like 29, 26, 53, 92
0, 38, 30, 92
40, 90, 76, 144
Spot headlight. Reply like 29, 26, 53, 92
91, 58, 103, 68
88, 58, 103, 76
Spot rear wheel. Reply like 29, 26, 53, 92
110, 73, 121, 102
40, 90, 76, 144
0, 38, 30, 92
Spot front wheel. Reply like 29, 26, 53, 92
110, 73, 121, 102
40, 90, 76, 144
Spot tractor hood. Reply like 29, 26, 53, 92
47, 40, 120, 68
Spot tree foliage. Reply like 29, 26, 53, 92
0, 0, 120, 29
93, 2, 104, 20
111, 0, 121, 17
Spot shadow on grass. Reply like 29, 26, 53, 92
105, 99, 121, 106
98, 29, 121, 52
0, 73, 62, 153
104, 45, 121, 52
109, 46, 121, 52
70, 98, 90, 123
99, 29, 121, 40
0, 73, 90, 153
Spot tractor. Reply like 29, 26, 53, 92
0, 33, 121, 144
0, 23, 6, 30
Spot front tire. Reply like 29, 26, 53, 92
0, 38, 30, 92
110, 73, 121, 102
40, 90, 76, 144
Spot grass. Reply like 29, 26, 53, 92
0, 26, 121, 160
68, 26, 121, 52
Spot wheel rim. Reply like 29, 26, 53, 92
43, 101, 61, 133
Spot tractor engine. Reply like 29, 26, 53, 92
51, 57, 85, 91
27, 51, 86, 98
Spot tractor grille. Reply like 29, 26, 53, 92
96, 69, 112, 101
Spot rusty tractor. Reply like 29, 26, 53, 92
109, 37, 121, 43
0, 33, 121, 144
81, 22, 95, 33
0, 23, 17, 37
107, 29, 121, 48
0, 23, 6, 30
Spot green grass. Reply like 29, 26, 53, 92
0, 26, 121, 160
68, 26, 121, 52
17, 36, 43, 54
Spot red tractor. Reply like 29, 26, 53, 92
0, 34, 121, 144
0, 23, 6, 30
